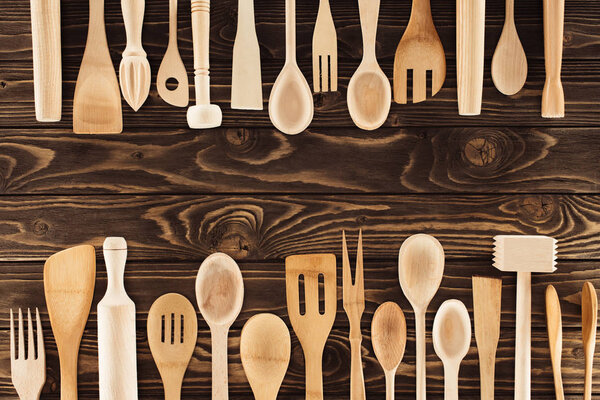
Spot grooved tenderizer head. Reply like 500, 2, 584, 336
493, 235, 557, 273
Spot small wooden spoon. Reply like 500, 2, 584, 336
398, 233, 445, 400
432, 299, 471, 400
196, 253, 244, 400
240, 313, 291, 400
545, 285, 564, 400
582, 281, 597, 400
372, 302, 406, 400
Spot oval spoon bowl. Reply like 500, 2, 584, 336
347, 65, 391, 131
269, 64, 314, 135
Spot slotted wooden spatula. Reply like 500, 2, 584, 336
286, 254, 336, 400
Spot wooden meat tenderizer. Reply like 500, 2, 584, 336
493, 235, 557, 400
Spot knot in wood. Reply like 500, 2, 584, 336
224, 128, 256, 153
518, 195, 557, 222
130, 151, 144, 160
33, 220, 49, 235
463, 136, 498, 167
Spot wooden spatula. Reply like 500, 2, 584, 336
546, 285, 564, 400
582, 281, 597, 400
148, 293, 197, 400
44, 244, 96, 400
73, 0, 122, 134
286, 254, 336, 400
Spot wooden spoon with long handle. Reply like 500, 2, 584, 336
582, 281, 597, 400
545, 285, 564, 400
44, 245, 96, 400
541, 0, 565, 118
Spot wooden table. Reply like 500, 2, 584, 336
1, 0, 599, 398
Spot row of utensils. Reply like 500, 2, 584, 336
9, 233, 594, 399
30, 0, 565, 134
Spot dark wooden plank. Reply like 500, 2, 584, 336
0, 127, 598, 194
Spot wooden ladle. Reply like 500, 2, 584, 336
196, 252, 244, 400
398, 234, 445, 400
372, 302, 406, 400
240, 313, 291, 400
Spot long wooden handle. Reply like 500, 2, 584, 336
305, 347, 324, 400
357, 0, 380, 61
168, 0, 178, 46
443, 365, 459, 400
384, 370, 395, 400
349, 336, 366, 400
515, 271, 531, 400
546, 285, 564, 400
415, 310, 426, 400
478, 349, 495, 400
59, 348, 78, 400
284, 0, 296, 63
190, 0, 211, 105
30, 0, 61, 122
541, 0, 565, 118
121, 0, 146, 57
584, 341, 594, 400
211, 325, 229, 400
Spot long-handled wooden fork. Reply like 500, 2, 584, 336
312, 0, 337, 92
10, 308, 46, 400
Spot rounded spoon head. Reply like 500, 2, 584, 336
491, 24, 527, 95
398, 234, 445, 311
372, 301, 407, 372
195, 252, 244, 327
157, 45, 189, 107
432, 299, 471, 364
268, 64, 314, 135
347, 65, 391, 130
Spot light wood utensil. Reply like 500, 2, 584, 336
73, 0, 122, 134
393, 0, 445, 103
268, 0, 313, 135
10, 308, 46, 400
231, 0, 262, 110
545, 285, 564, 400
456, 0, 485, 115
196, 252, 244, 400
312, 0, 337, 92
541, 0, 565, 118
157, 0, 189, 107
398, 233, 444, 400
432, 299, 471, 400
493, 235, 557, 400
187, 0, 222, 129
30, 0, 61, 122
240, 313, 291, 400
472, 276, 502, 400
347, 0, 390, 131
286, 254, 336, 400
372, 302, 406, 400
98, 237, 138, 400
342, 231, 365, 400
582, 281, 597, 400
44, 244, 96, 400
147, 293, 197, 400
491, 0, 527, 95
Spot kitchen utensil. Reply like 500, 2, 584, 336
347, 0, 390, 131
187, 0, 222, 129
312, 0, 337, 92
147, 293, 197, 400
541, 0, 564, 118
73, 0, 122, 133
268, 0, 313, 135
398, 233, 444, 400
240, 313, 291, 400
196, 252, 244, 400
491, 0, 527, 95
372, 302, 406, 400
432, 299, 471, 400
44, 244, 96, 399
231, 0, 262, 110
157, 0, 189, 107
493, 235, 557, 400
30, 0, 61, 122
393, 0, 445, 103
472, 276, 502, 400
10, 308, 46, 400
546, 285, 564, 400
286, 254, 336, 400
119, 0, 150, 111
98, 237, 138, 400
582, 281, 597, 400
342, 231, 365, 400
456, 0, 485, 115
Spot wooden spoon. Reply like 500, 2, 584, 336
347, 0, 390, 131
196, 252, 244, 400
372, 302, 406, 400
44, 245, 96, 400
545, 285, 564, 400
582, 281, 597, 400
432, 299, 471, 400
268, 0, 313, 135
240, 313, 291, 400
491, 0, 527, 95
398, 233, 445, 400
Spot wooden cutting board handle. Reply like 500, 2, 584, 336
541, 0, 565, 117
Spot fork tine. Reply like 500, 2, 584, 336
18, 308, 25, 360
330, 55, 337, 91
313, 55, 321, 92
413, 69, 427, 103
342, 230, 351, 292
394, 68, 408, 104
356, 230, 364, 299
321, 55, 329, 92
175, 313, 182, 344
27, 308, 34, 360
10, 309, 15, 361
36, 308, 44, 360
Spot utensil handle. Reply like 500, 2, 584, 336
541, 0, 564, 117
415, 310, 426, 400
504, 0, 514, 23
237, 0, 256, 36
584, 343, 594, 400
164, 378, 183, 400
121, 0, 146, 56
515, 271, 531, 400
443, 366, 459, 400
168, 0, 178, 45
211, 325, 229, 400
349, 336, 366, 400
284, 0, 296, 63
103, 239, 127, 297
478, 350, 495, 400
305, 348, 324, 400
191, 0, 211, 105
384, 370, 395, 400
59, 348, 78, 400
30, 0, 61, 122
357, 0, 380, 61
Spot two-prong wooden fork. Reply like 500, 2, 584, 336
312, 0, 337, 92
342, 230, 366, 400
10, 308, 46, 400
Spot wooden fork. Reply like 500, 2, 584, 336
312, 0, 337, 92
10, 308, 46, 400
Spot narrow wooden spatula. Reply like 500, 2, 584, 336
546, 285, 564, 400
582, 281, 597, 400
